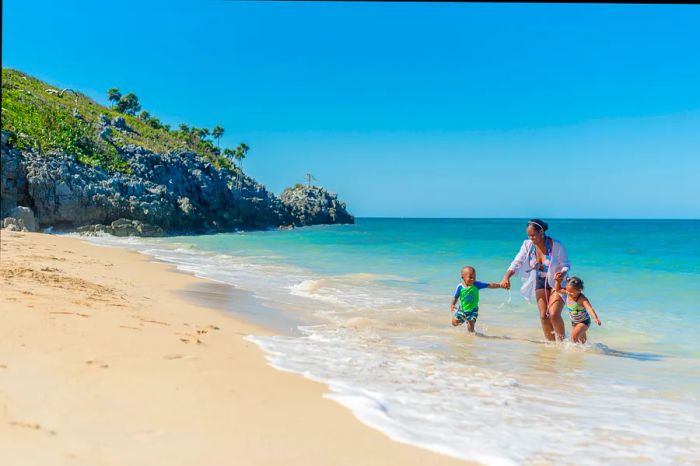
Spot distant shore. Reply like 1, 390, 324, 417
0, 231, 470, 466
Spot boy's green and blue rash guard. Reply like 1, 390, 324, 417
454, 281, 489, 312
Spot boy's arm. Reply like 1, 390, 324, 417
451, 285, 461, 311
475, 281, 502, 290
581, 296, 601, 325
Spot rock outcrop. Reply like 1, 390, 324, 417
1, 133, 354, 235
76, 218, 163, 237
280, 185, 355, 226
2, 206, 38, 232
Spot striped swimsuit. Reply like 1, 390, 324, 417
566, 294, 590, 325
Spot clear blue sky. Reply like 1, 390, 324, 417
3, 1, 699, 219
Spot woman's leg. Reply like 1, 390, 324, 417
536, 289, 555, 341
571, 323, 589, 344
547, 291, 566, 341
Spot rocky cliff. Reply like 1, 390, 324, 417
1, 132, 354, 234
0, 69, 354, 234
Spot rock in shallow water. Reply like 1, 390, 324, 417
280, 185, 354, 226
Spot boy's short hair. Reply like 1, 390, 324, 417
461, 266, 476, 275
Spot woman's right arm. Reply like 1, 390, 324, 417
501, 241, 529, 289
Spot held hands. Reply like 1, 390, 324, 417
554, 272, 565, 282
499, 277, 511, 290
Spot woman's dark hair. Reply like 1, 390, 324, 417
567, 276, 584, 289
527, 219, 548, 232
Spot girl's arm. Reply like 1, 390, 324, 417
580, 295, 601, 325
554, 278, 564, 293
553, 271, 567, 292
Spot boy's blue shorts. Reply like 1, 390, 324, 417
454, 307, 479, 323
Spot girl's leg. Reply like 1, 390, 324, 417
571, 323, 589, 344
536, 289, 555, 341
547, 291, 566, 341
467, 320, 476, 333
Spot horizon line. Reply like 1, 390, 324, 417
352, 216, 699, 221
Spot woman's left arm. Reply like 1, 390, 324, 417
556, 240, 571, 272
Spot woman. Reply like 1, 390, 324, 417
500, 219, 571, 341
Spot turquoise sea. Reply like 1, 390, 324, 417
89, 219, 700, 465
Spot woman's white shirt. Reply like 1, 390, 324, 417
508, 237, 571, 302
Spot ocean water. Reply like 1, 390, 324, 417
87, 219, 700, 465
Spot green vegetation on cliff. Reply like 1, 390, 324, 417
0, 69, 237, 173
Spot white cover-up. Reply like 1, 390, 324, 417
508, 237, 571, 302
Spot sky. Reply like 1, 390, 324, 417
3, 1, 699, 219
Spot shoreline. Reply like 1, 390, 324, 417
0, 231, 472, 465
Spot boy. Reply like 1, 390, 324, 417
450, 266, 505, 332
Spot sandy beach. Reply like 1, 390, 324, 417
0, 231, 470, 466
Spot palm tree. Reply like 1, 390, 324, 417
178, 124, 190, 142
107, 88, 121, 109
212, 125, 225, 148
223, 148, 238, 190
223, 147, 235, 163
234, 142, 249, 191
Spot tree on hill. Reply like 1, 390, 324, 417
223, 147, 235, 163
223, 148, 239, 191
195, 127, 210, 141
139, 111, 162, 129
223, 148, 236, 169
148, 117, 163, 129
234, 142, 249, 170
107, 88, 121, 109
234, 142, 249, 191
212, 125, 224, 148
115, 93, 141, 115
